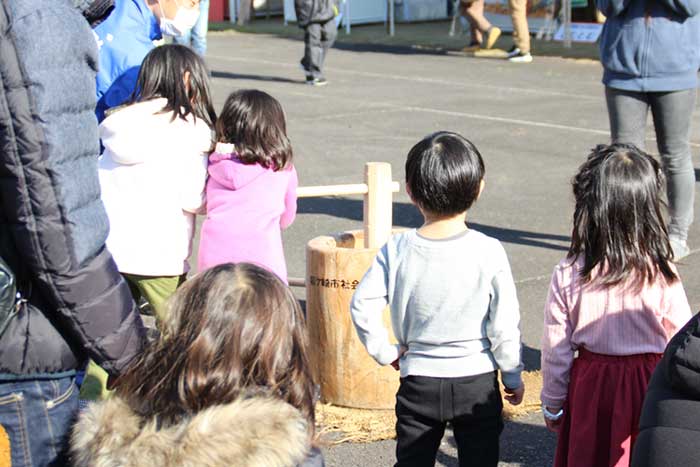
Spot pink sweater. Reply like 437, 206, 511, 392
541, 257, 692, 408
197, 149, 298, 282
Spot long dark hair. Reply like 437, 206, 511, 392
116, 263, 316, 438
216, 89, 292, 170
131, 44, 216, 127
569, 143, 677, 287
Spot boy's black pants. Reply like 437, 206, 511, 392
301, 19, 337, 78
395, 372, 504, 467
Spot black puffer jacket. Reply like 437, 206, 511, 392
294, 0, 335, 27
632, 312, 700, 467
0, 0, 146, 379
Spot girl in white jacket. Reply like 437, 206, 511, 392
98, 44, 215, 324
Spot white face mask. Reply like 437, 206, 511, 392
159, 1, 200, 37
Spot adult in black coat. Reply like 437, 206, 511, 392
632, 311, 700, 467
0, 1, 146, 465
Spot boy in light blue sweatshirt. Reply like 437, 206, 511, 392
350, 131, 524, 467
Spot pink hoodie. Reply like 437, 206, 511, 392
197, 148, 298, 282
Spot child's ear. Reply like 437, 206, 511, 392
477, 179, 485, 199
405, 183, 419, 208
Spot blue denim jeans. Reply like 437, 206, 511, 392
174, 0, 210, 56
0, 376, 78, 467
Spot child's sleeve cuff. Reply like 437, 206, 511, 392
501, 370, 523, 390
375, 343, 401, 366
540, 394, 567, 408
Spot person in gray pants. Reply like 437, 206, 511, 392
597, 0, 700, 259
295, 0, 337, 86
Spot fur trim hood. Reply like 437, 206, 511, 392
71, 395, 310, 467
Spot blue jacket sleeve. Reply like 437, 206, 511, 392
96, 65, 140, 122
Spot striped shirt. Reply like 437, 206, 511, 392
541, 257, 692, 408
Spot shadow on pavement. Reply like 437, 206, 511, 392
436, 418, 556, 466
211, 70, 301, 84
298, 197, 570, 252
333, 41, 448, 56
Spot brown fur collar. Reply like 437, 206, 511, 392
71, 395, 310, 466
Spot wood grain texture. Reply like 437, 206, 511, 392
306, 230, 400, 409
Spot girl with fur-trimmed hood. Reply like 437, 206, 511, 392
71, 263, 323, 467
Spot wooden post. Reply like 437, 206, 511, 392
363, 162, 393, 249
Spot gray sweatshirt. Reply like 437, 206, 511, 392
350, 229, 523, 389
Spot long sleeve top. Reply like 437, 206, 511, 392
197, 144, 298, 283
597, 0, 700, 92
350, 229, 524, 389
99, 98, 211, 277
541, 257, 692, 407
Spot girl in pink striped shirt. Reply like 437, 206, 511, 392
541, 144, 692, 467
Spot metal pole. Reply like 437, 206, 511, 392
229, 0, 237, 23
563, 0, 572, 48
389, 0, 395, 36
345, 0, 351, 34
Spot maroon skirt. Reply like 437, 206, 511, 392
554, 348, 662, 467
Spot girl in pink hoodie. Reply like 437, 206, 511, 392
197, 90, 298, 283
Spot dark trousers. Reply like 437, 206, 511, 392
605, 87, 696, 243
395, 372, 503, 467
301, 19, 337, 78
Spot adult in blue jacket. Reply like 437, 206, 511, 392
94, 0, 200, 122
597, 0, 700, 259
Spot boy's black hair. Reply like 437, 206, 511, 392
405, 131, 485, 216
569, 143, 677, 287
131, 44, 216, 128
216, 89, 292, 171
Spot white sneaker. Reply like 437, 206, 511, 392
508, 52, 533, 63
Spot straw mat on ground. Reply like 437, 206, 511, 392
317, 371, 542, 444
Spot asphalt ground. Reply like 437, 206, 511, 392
201, 29, 700, 467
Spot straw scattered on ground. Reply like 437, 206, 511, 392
317, 371, 542, 444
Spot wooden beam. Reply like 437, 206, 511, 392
296, 182, 399, 199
